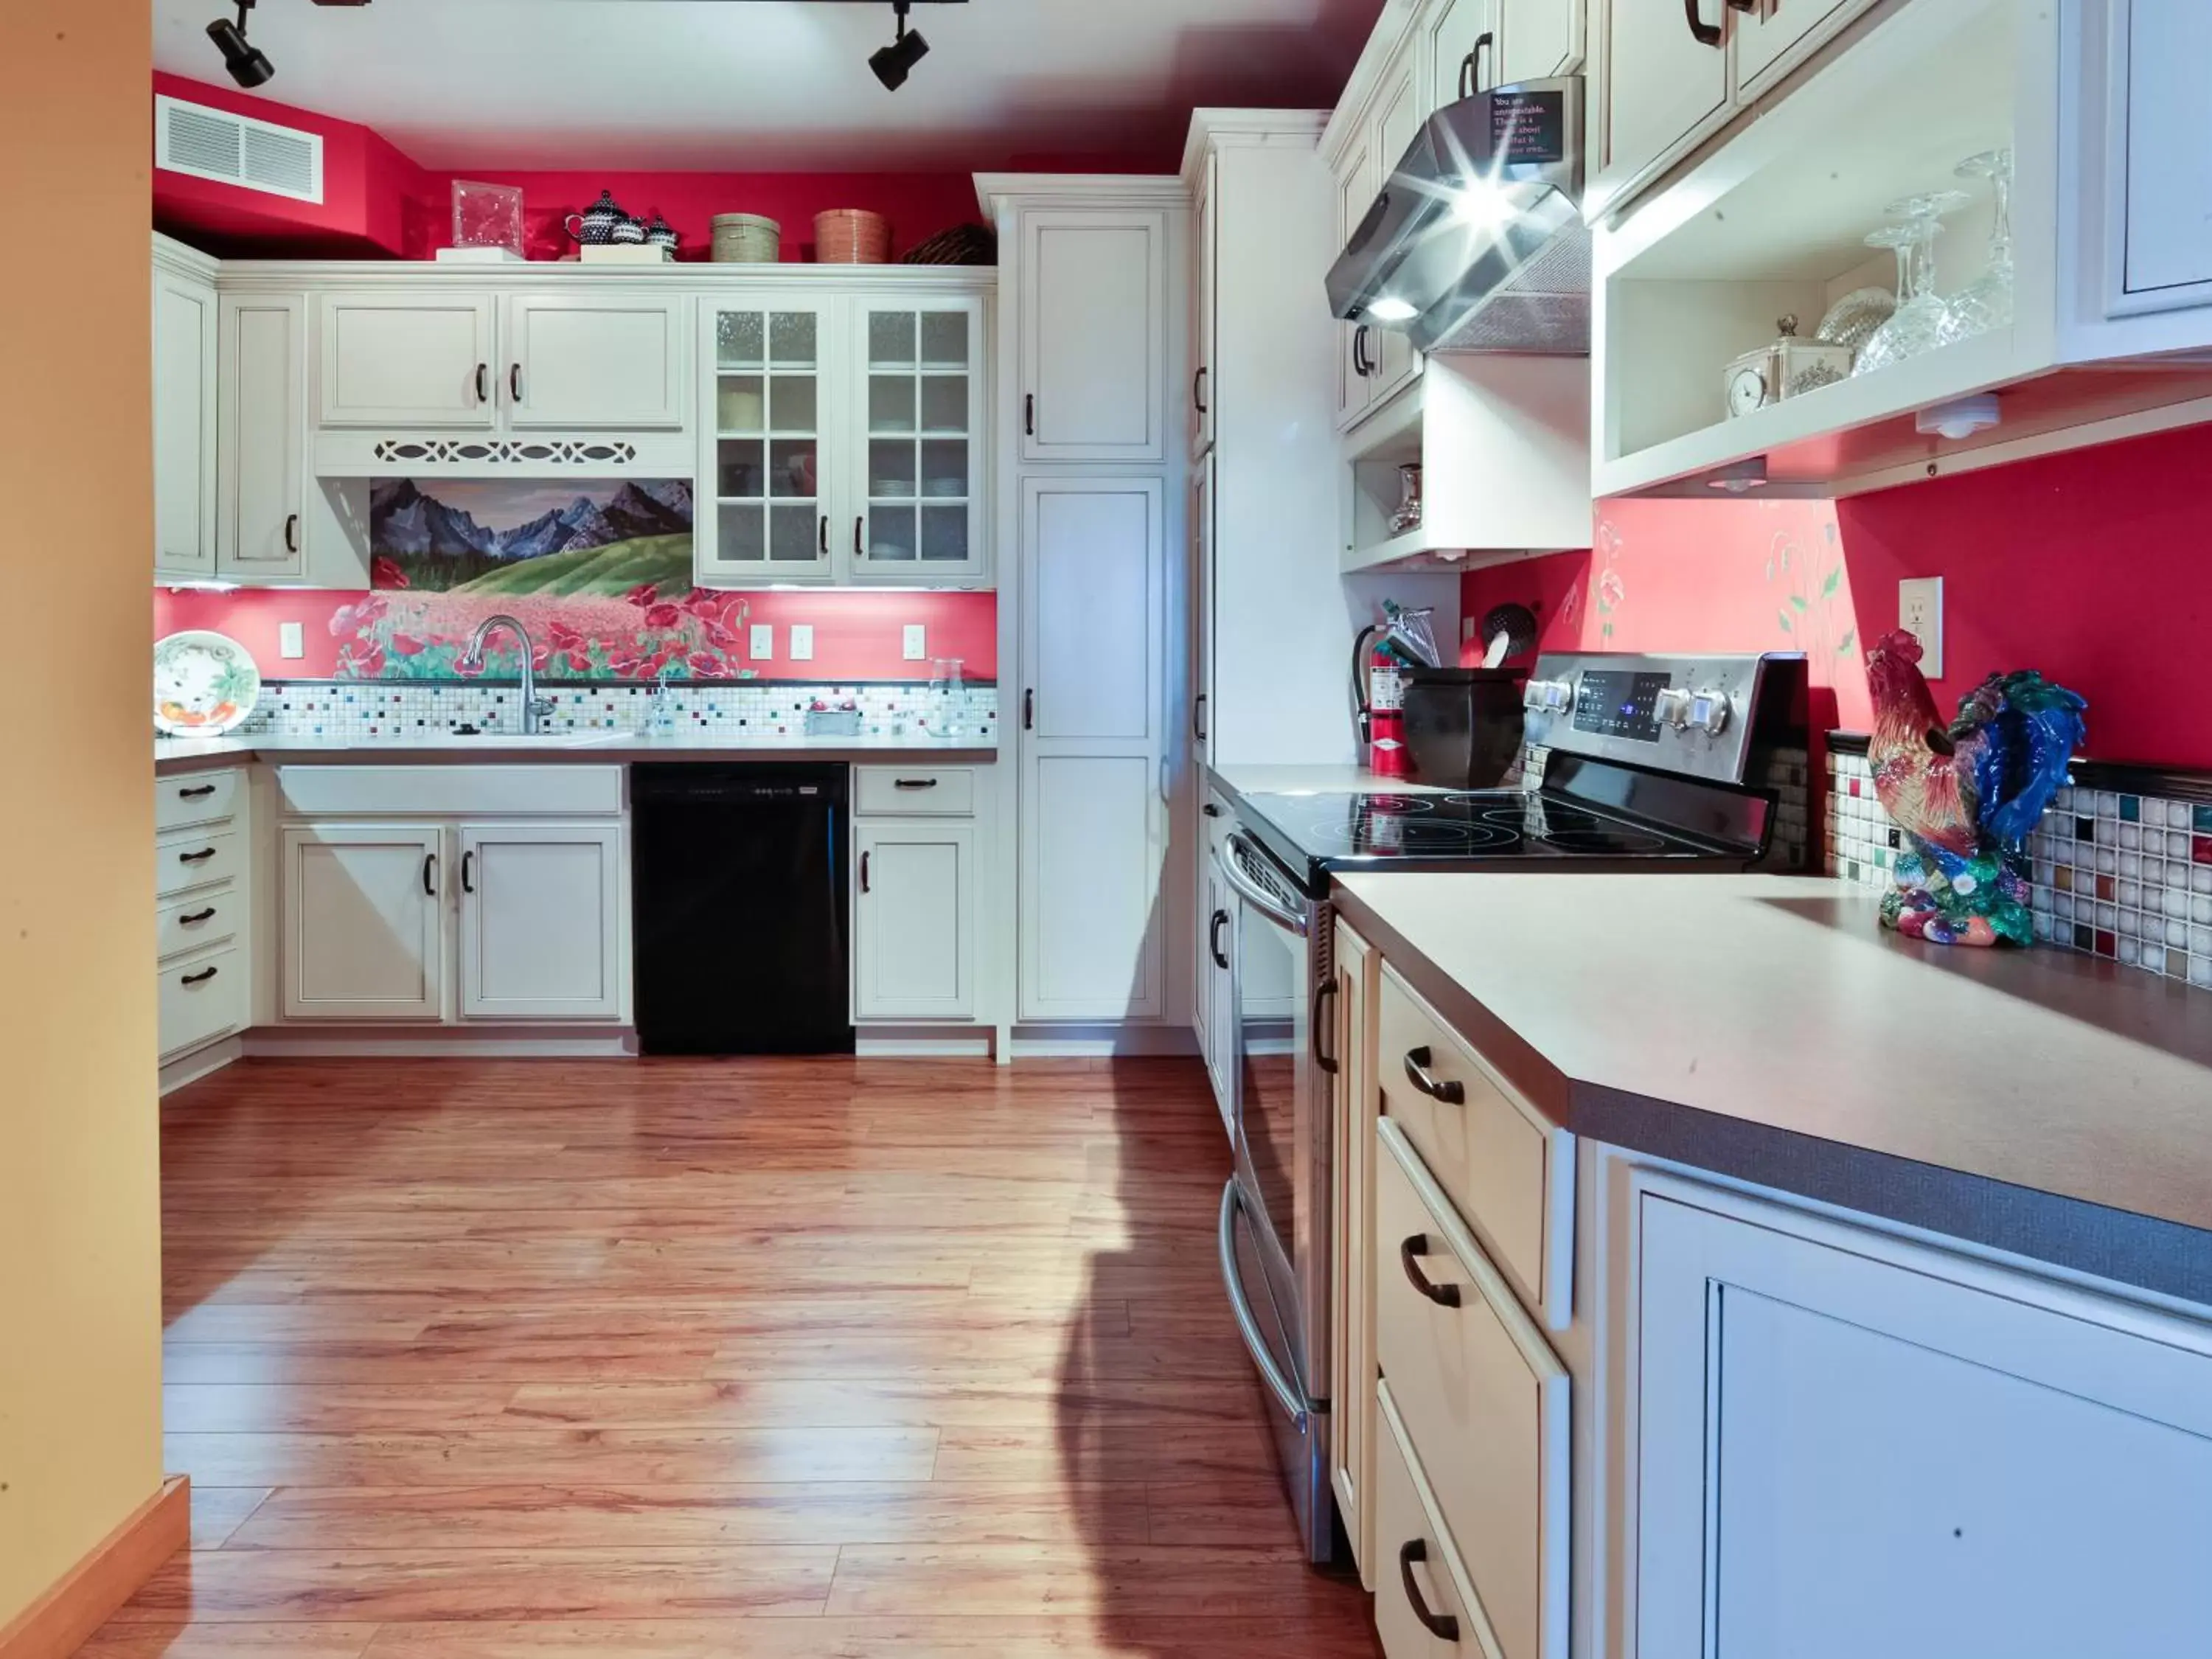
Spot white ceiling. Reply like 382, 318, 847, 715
152, 0, 1382, 170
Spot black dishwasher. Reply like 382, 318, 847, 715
630, 765, 854, 1055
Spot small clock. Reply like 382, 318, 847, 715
1727, 363, 1772, 417
1722, 315, 1854, 421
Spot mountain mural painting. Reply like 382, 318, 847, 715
370, 478, 695, 596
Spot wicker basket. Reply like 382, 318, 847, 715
709, 213, 781, 263
814, 209, 891, 265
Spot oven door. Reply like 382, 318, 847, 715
1218, 827, 1336, 1562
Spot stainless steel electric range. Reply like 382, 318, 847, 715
1213, 651, 1810, 1565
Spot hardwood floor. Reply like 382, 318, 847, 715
94, 1057, 1379, 1658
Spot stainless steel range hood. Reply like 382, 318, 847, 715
1325, 77, 1588, 355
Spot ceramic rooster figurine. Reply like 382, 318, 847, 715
1864, 630, 2087, 947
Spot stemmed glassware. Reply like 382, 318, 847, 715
1852, 190, 1971, 375
1936, 149, 2014, 344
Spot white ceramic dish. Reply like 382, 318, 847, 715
153, 630, 262, 737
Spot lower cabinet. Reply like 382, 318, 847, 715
1327, 916, 1380, 1584
458, 821, 624, 1021
156, 766, 251, 1065
1374, 1380, 1490, 1659
1197, 796, 1235, 1131
852, 819, 977, 1020
280, 823, 448, 1020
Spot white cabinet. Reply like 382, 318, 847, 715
700, 296, 837, 583
153, 251, 218, 582
1190, 153, 1218, 459
1197, 793, 1234, 1125
155, 766, 251, 1075
1591, 0, 1733, 215
1018, 211, 1169, 463
1732, 0, 1863, 92
458, 821, 624, 1020
1334, 136, 1382, 429
1328, 917, 1380, 1586
1430, 0, 1500, 110
1017, 478, 1166, 1021
2106, 0, 2212, 310
1499, 0, 1581, 83
218, 292, 308, 582
317, 292, 500, 428
854, 299, 987, 581
1632, 1176, 2212, 1658
854, 821, 977, 1020
501, 294, 689, 430
1329, 41, 1424, 431
279, 822, 447, 1021
1368, 58, 1426, 401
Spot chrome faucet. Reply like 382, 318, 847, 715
459, 614, 557, 736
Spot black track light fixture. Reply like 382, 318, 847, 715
207, 0, 274, 88
869, 1, 930, 91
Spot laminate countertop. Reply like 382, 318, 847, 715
155, 733, 998, 775
1332, 871, 2212, 1303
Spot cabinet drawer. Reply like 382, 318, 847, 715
159, 944, 246, 1059
1377, 961, 1573, 1326
157, 885, 240, 960
1376, 1118, 1568, 1659
157, 768, 242, 831
855, 766, 975, 816
156, 827, 243, 898
277, 765, 623, 818
1374, 1378, 1491, 1659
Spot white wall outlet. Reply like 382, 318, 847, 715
749, 624, 774, 661
278, 622, 305, 660
1898, 577, 1944, 678
902, 624, 927, 661
789, 624, 815, 661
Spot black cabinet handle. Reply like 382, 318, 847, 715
1400, 1234, 1463, 1307
422, 852, 438, 896
1460, 31, 1494, 97
819, 514, 829, 555
893, 778, 939, 790
461, 851, 476, 894
1403, 1046, 1467, 1104
178, 846, 218, 865
1684, 0, 1722, 46
1399, 1540, 1461, 1641
1209, 909, 1230, 972
475, 362, 490, 403
1193, 366, 1209, 415
178, 906, 218, 925
1353, 324, 1375, 378
1023, 689, 1035, 730
1201, 802, 1222, 819
509, 363, 523, 403
1192, 693, 1208, 742
284, 512, 299, 554
177, 783, 218, 799
1025, 392, 1036, 437
855, 516, 865, 557
180, 965, 220, 987
860, 850, 872, 894
1312, 979, 1339, 1076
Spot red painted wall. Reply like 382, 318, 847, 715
1460, 423, 2212, 769
156, 585, 998, 683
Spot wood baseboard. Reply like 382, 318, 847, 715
0, 1477, 188, 1659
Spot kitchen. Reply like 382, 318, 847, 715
10, 0, 2212, 1655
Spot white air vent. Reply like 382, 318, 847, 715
156, 94, 323, 204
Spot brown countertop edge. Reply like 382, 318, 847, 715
1331, 877, 2212, 1307
156, 742, 1000, 775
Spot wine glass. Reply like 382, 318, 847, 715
1852, 190, 1971, 375
1936, 149, 2014, 344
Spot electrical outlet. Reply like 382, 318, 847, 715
790, 624, 815, 661
278, 622, 305, 660
1898, 577, 1944, 677
902, 624, 927, 661
749, 624, 774, 661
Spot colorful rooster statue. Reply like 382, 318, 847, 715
1864, 630, 2087, 947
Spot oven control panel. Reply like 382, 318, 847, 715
1523, 652, 1795, 784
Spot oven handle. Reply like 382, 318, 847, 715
1220, 832, 1309, 938
1218, 1179, 1310, 1434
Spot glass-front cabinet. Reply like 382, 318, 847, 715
696, 287, 988, 588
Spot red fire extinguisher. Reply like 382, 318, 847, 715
1367, 650, 1410, 779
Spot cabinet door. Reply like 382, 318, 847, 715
698, 300, 835, 585
1430, 0, 1500, 110
852, 299, 987, 583
458, 820, 622, 1022
1018, 478, 1166, 1020
153, 266, 218, 582
1192, 453, 1215, 768
1634, 1181, 2212, 1659
1733, 0, 1873, 95
1192, 153, 1218, 459
1335, 138, 1379, 430
1327, 918, 1379, 1587
280, 824, 445, 1020
854, 821, 975, 1020
318, 292, 497, 428
501, 294, 689, 430
1368, 58, 1426, 401
1594, 0, 1733, 208
1020, 210, 1169, 463
2117, 0, 2212, 306
218, 293, 307, 582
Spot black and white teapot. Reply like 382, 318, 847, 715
564, 189, 627, 245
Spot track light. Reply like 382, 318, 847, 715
869, 1, 930, 91
207, 0, 274, 87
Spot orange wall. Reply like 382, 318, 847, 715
0, 4, 167, 1627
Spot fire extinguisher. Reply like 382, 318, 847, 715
1356, 631, 1410, 779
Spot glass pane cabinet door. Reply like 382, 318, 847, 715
859, 303, 981, 580
706, 305, 829, 581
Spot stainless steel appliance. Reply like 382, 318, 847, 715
1213, 651, 1808, 1564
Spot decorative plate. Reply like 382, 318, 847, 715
153, 631, 261, 736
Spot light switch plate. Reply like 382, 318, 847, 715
902, 624, 927, 661
790, 624, 815, 661
1898, 577, 1944, 677
278, 622, 305, 660
749, 624, 774, 661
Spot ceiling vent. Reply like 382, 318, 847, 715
155, 93, 323, 204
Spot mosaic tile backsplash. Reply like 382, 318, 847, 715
1828, 748, 2212, 991
232, 679, 998, 743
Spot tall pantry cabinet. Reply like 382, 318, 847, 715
981, 178, 1191, 1032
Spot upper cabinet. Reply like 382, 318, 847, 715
317, 292, 501, 428
700, 297, 837, 584
1018, 210, 1170, 463
153, 241, 219, 583
218, 293, 309, 582
501, 294, 689, 430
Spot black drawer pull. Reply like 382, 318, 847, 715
178, 907, 218, 926
1684, 0, 1722, 46
1209, 908, 1229, 972
177, 783, 218, 799
178, 846, 218, 865
1399, 1539, 1461, 1641
422, 852, 438, 897
1403, 1046, 1466, 1105
180, 966, 220, 987
1400, 1234, 1461, 1307
1312, 979, 1339, 1076
860, 850, 872, 894
892, 778, 939, 790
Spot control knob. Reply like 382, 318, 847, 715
1653, 686, 1694, 728
1523, 678, 1574, 713
1687, 689, 1731, 736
